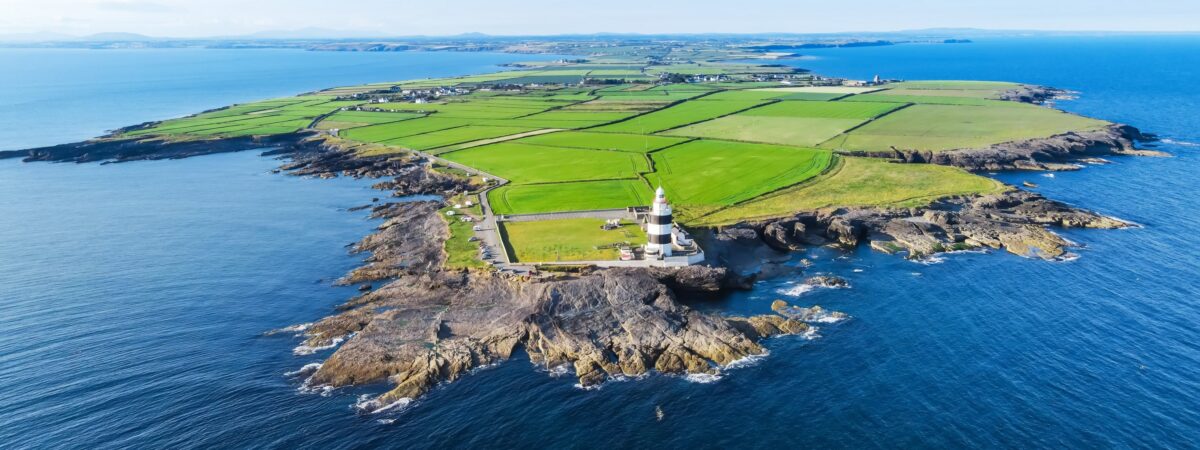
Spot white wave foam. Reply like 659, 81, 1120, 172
776, 283, 816, 297
801, 327, 822, 340
812, 312, 847, 324
725, 351, 768, 370
469, 361, 502, 374
377, 418, 396, 425
264, 322, 312, 336
298, 382, 335, 396
281, 323, 311, 333
915, 255, 946, 265
684, 373, 722, 384
1162, 138, 1199, 147
354, 394, 414, 414
284, 362, 322, 377
546, 363, 572, 377
292, 333, 352, 355
1042, 173, 1056, 178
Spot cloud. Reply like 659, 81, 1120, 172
92, 0, 178, 13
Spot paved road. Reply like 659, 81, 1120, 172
413, 149, 512, 266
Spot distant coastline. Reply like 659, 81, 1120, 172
0, 38, 1168, 413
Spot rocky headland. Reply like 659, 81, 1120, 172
714, 189, 1130, 266
4, 110, 1155, 410
854, 124, 1167, 172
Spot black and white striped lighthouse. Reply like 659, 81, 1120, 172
647, 186, 673, 257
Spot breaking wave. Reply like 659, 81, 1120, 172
292, 333, 352, 355
354, 395, 414, 414
263, 322, 312, 336
801, 327, 822, 340
776, 283, 816, 297
545, 363, 572, 378
684, 373, 722, 384
1161, 138, 1198, 147
725, 351, 769, 370
298, 382, 335, 397
284, 362, 322, 377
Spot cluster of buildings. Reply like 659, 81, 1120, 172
334, 86, 472, 105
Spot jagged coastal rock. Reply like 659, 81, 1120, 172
857, 124, 1167, 172
741, 189, 1129, 260
0, 94, 1158, 408
300, 201, 819, 409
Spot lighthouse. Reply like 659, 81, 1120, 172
646, 186, 673, 257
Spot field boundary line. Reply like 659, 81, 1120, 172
690, 153, 843, 225
576, 88, 723, 132
814, 102, 914, 148
430, 128, 565, 155
374, 124, 472, 146
650, 99, 780, 134
320, 114, 427, 133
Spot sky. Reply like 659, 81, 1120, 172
1, 0, 1198, 37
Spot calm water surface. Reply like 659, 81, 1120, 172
1, 39, 1198, 448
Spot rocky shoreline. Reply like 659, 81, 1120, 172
853, 124, 1167, 172
269, 146, 828, 409
4, 117, 1156, 410
273, 140, 1133, 410
712, 190, 1130, 268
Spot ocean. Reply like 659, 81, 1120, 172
1, 39, 1198, 448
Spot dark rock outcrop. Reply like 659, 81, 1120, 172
804, 276, 849, 289
854, 124, 1167, 172
0, 132, 313, 163
729, 189, 1130, 261
306, 263, 826, 411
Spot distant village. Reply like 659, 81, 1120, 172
332, 68, 895, 109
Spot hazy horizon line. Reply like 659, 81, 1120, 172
3, 27, 1199, 42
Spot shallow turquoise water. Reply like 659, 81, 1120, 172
1, 40, 1198, 448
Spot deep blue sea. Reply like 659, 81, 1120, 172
1, 39, 1198, 448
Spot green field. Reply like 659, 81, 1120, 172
315, 111, 424, 130
589, 99, 768, 134
489, 180, 652, 215
841, 94, 1000, 106
695, 156, 1007, 225
644, 140, 834, 219
500, 219, 647, 262
106, 62, 1115, 268
738, 100, 901, 119
662, 100, 901, 147
124, 96, 357, 138
820, 103, 1109, 152
440, 142, 650, 184
662, 115, 865, 147
340, 117, 469, 143
515, 131, 689, 153
754, 86, 881, 95
441, 204, 487, 270
385, 125, 541, 151
887, 80, 1021, 93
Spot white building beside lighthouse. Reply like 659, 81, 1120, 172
646, 186, 674, 257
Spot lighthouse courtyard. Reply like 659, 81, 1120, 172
495, 190, 707, 268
